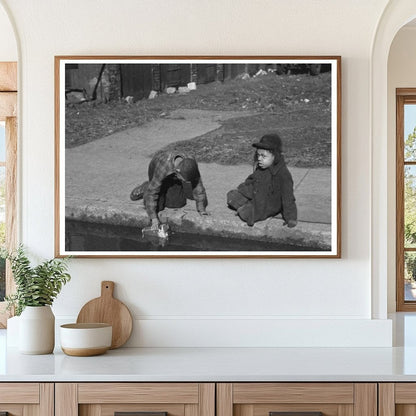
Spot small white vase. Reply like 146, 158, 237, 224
6, 315, 20, 347
19, 305, 55, 354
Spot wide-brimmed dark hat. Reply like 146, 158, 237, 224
252, 134, 282, 153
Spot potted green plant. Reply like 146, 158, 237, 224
4, 245, 71, 354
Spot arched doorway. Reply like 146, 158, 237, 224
387, 15, 416, 317
371, 1, 416, 318
0, 1, 18, 327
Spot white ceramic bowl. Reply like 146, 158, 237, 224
60, 323, 112, 356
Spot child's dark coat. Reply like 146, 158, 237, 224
228, 157, 297, 226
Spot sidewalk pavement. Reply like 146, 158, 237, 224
65, 109, 332, 250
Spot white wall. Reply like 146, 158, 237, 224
0, 3, 16, 61
0, 0, 394, 347
387, 26, 416, 312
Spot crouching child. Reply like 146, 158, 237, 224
227, 134, 297, 227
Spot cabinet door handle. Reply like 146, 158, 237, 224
270, 413, 323, 416
115, 412, 168, 416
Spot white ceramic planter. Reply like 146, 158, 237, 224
19, 305, 55, 354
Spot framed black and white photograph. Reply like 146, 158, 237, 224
55, 56, 341, 258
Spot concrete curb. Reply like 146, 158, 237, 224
66, 204, 331, 250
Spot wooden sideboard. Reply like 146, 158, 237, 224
2, 381, 416, 416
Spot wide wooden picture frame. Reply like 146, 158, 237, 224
55, 56, 341, 258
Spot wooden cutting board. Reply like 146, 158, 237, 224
76, 281, 133, 349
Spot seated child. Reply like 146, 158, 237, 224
227, 134, 297, 227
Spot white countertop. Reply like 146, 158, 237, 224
2, 345, 416, 382
3, 313, 416, 382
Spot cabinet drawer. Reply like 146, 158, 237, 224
0, 383, 39, 403
0, 383, 53, 416
56, 383, 215, 416
78, 383, 200, 403
233, 383, 354, 404
218, 383, 376, 416
379, 383, 416, 415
